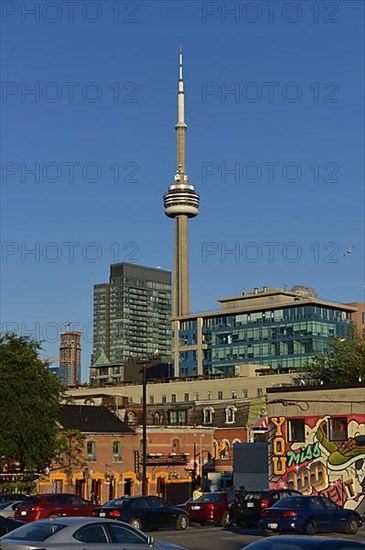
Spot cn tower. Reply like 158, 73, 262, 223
163, 47, 200, 318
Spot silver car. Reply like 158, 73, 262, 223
0, 502, 25, 520
0, 517, 188, 550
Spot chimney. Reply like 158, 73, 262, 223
263, 286, 268, 292
254, 288, 258, 294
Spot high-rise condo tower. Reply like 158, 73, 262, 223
163, 48, 200, 318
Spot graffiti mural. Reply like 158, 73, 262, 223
268, 415, 365, 516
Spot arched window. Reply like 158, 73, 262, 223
225, 406, 237, 424
153, 412, 161, 425
84, 398, 95, 406
171, 438, 180, 453
213, 440, 218, 459
221, 440, 230, 460
202, 406, 214, 424
127, 411, 136, 425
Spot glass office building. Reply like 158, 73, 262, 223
92, 263, 172, 368
172, 286, 356, 377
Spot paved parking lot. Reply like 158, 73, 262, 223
150, 524, 365, 550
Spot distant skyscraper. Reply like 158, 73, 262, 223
163, 48, 200, 318
59, 330, 81, 386
92, 263, 172, 367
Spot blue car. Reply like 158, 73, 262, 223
258, 495, 362, 535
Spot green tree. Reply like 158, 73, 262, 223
0, 333, 65, 471
301, 333, 365, 386
55, 429, 86, 481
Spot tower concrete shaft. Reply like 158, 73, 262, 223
163, 48, 199, 318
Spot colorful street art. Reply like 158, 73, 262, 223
268, 414, 365, 516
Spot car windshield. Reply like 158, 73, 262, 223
195, 493, 222, 503
2, 522, 67, 541
272, 497, 306, 508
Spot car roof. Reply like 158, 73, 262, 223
18, 517, 135, 527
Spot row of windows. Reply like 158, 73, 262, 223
287, 417, 348, 443
150, 406, 239, 426
201, 307, 349, 328
86, 441, 122, 461
146, 388, 252, 404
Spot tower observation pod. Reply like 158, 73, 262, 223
163, 47, 200, 318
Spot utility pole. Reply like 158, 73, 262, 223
141, 361, 147, 496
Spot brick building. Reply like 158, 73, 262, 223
266, 384, 365, 517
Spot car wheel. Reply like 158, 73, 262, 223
303, 520, 316, 535
345, 516, 359, 535
129, 517, 142, 530
176, 514, 189, 530
221, 511, 231, 527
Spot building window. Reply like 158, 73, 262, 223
257, 388, 263, 397
242, 389, 248, 398
84, 398, 95, 406
207, 391, 213, 401
162, 395, 167, 404
179, 410, 187, 424
112, 441, 122, 461
127, 411, 136, 425
225, 406, 237, 424
218, 391, 223, 400
87, 441, 96, 461
184, 393, 189, 402
194, 392, 200, 401
202, 407, 214, 424
220, 440, 230, 460
288, 419, 305, 442
172, 438, 180, 453
329, 417, 348, 441
169, 411, 178, 425
149, 395, 155, 405
231, 390, 237, 399
171, 394, 177, 403
153, 412, 161, 425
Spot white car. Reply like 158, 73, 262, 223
0, 502, 24, 519
0, 517, 189, 549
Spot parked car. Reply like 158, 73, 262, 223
14, 494, 96, 523
0, 517, 25, 537
94, 496, 189, 531
241, 536, 365, 549
258, 495, 362, 536
185, 492, 233, 526
231, 489, 301, 526
0, 516, 189, 549
0, 502, 26, 519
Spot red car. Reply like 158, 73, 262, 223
185, 492, 232, 526
14, 493, 96, 522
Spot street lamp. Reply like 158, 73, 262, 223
141, 361, 147, 496
138, 353, 160, 496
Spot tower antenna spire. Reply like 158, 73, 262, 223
176, 46, 187, 179
163, 47, 200, 322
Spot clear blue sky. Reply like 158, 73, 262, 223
1, 1, 364, 381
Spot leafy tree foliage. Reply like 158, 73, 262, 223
301, 333, 365, 385
55, 429, 86, 480
0, 333, 65, 471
